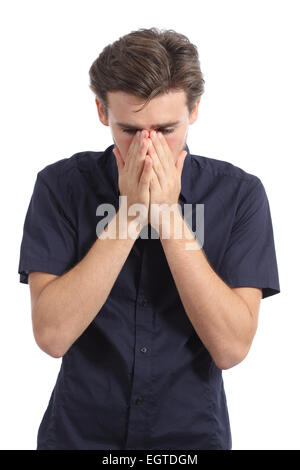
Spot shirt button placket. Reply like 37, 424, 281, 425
124, 248, 153, 450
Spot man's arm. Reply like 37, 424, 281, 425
31, 211, 141, 358
159, 206, 262, 370
30, 130, 152, 359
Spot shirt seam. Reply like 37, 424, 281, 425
38, 167, 77, 235
191, 155, 260, 183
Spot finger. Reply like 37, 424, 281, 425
149, 164, 161, 192
113, 147, 125, 170
133, 131, 149, 172
147, 139, 165, 187
175, 150, 188, 175
125, 131, 141, 172
139, 154, 152, 186
158, 132, 175, 168
135, 137, 151, 180
125, 130, 140, 173
150, 131, 171, 171
127, 130, 149, 177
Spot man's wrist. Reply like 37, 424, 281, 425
149, 202, 182, 238
118, 208, 145, 240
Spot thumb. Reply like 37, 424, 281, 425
175, 150, 187, 174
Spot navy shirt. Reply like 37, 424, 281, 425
18, 143, 280, 450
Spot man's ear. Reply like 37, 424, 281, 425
95, 97, 109, 126
189, 98, 201, 125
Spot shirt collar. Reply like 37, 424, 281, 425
105, 142, 192, 203
179, 142, 192, 203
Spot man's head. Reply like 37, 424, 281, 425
89, 27, 205, 163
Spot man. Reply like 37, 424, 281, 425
18, 27, 280, 450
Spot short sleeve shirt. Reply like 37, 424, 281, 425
18, 143, 280, 450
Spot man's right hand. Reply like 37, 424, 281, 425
112, 130, 152, 227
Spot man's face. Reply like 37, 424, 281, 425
95, 89, 200, 164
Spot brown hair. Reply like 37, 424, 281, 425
89, 27, 205, 119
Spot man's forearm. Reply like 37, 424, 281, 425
34, 210, 141, 358
159, 206, 256, 370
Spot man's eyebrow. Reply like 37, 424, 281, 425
116, 120, 181, 129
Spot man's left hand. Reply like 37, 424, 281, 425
146, 130, 187, 230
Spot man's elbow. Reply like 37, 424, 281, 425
214, 343, 250, 370
33, 326, 66, 358
38, 337, 65, 359
216, 356, 243, 370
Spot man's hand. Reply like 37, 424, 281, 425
113, 130, 152, 228
146, 130, 187, 232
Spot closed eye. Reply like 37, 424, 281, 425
122, 128, 174, 134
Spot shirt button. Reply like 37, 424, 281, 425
140, 298, 148, 307
135, 397, 143, 405
140, 347, 147, 353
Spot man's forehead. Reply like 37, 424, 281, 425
107, 90, 187, 127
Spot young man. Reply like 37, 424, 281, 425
18, 27, 280, 450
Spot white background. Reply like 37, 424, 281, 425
1, 0, 299, 450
